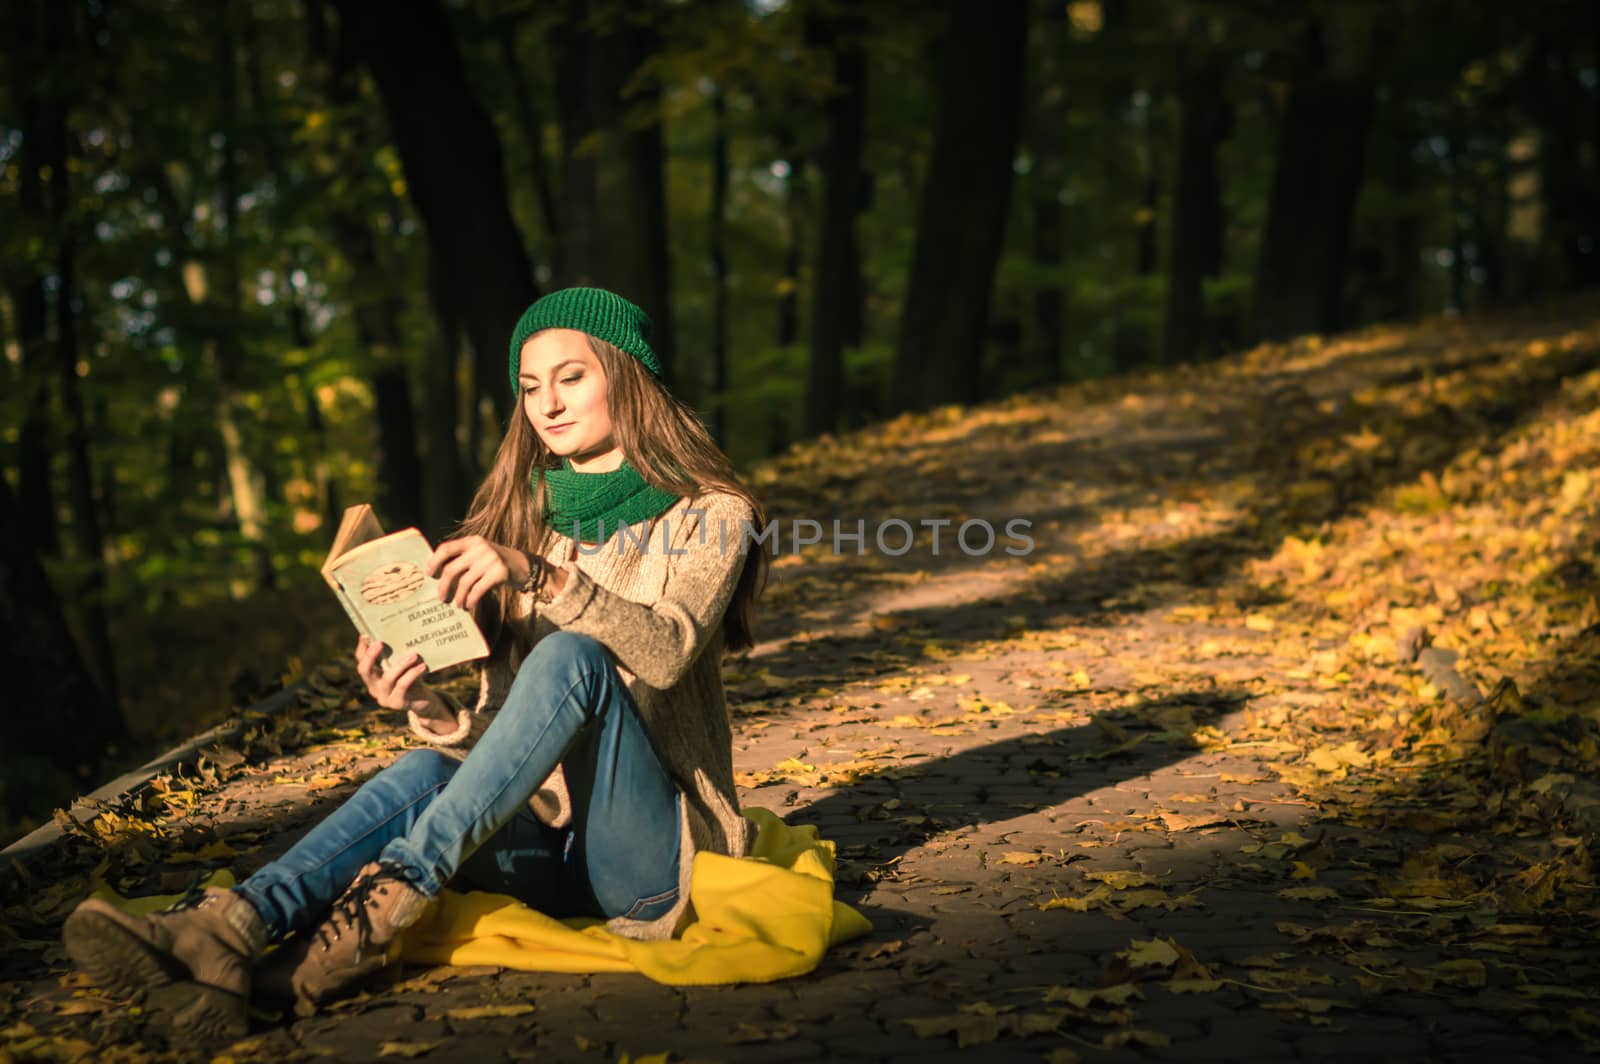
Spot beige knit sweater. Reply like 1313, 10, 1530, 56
405, 489, 760, 941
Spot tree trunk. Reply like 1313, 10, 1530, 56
1161, 41, 1230, 363
805, 1, 867, 437
334, 0, 539, 430
10, 279, 56, 559
1135, 165, 1159, 277
553, 17, 601, 287
1250, 22, 1374, 343
372, 367, 426, 527
1026, 0, 1068, 385
214, 4, 275, 593
1592, 7, 1600, 288
551, 1, 675, 392
4, 280, 58, 560
496, 30, 564, 278
288, 268, 345, 532
54, 238, 120, 710
1532, 32, 1600, 289
422, 244, 469, 539
0, 475, 126, 776
1098, 0, 1154, 367
93, 394, 119, 545
773, 122, 805, 350
5, 0, 125, 745
1445, 129, 1467, 309
890, 0, 1028, 413
21, 0, 122, 709
708, 78, 730, 443
1379, 105, 1423, 319
1473, 138, 1508, 306
8, 7, 58, 559
303, 0, 428, 532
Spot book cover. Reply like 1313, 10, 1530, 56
322, 505, 491, 675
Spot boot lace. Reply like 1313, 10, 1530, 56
313, 864, 413, 954
162, 882, 221, 914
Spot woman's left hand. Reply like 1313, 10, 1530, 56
426, 535, 532, 610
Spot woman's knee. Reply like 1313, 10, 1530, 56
386, 748, 458, 790
510, 631, 621, 726
520, 630, 609, 678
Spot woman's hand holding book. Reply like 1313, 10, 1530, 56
427, 534, 567, 608
426, 535, 532, 610
354, 633, 454, 733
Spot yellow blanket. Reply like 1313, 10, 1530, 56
98, 807, 871, 987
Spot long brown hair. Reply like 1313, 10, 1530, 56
453, 333, 771, 656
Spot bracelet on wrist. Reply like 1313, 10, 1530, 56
518, 551, 560, 604
517, 551, 542, 595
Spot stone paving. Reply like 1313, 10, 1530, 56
1, 616, 1579, 1063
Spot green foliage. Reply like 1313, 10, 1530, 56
2, 0, 1594, 802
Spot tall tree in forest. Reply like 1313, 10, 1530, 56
1250, 18, 1376, 343
6, 4, 58, 563
891, 0, 1028, 413
0, 475, 126, 779
772, 122, 807, 356
1363, 88, 1424, 320
707, 73, 731, 443
1091, 0, 1163, 367
550, 1, 676, 390
805, 0, 867, 436
1099, 0, 1159, 280
1161, 9, 1231, 363
333, 0, 539, 435
489, 13, 565, 279
303, 0, 429, 533
1025, 0, 1069, 386
213, 2, 277, 593
1521, 8, 1600, 291
422, 244, 470, 534
9, 0, 121, 706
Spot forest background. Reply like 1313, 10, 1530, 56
3, 0, 1598, 844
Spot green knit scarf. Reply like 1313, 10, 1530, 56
537, 457, 681, 544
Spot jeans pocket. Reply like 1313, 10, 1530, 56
622, 884, 680, 922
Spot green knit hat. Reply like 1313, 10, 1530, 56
508, 287, 662, 393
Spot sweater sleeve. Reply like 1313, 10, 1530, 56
404, 635, 523, 749
537, 492, 754, 689
406, 687, 493, 748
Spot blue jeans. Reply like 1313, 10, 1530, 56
234, 631, 683, 939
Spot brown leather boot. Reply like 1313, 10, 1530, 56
62, 888, 268, 1039
260, 861, 431, 1015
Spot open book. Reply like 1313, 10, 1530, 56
321, 504, 490, 676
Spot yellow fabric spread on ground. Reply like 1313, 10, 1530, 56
399, 807, 872, 985
97, 807, 871, 987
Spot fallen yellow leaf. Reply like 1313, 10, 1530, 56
445, 1004, 537, 1020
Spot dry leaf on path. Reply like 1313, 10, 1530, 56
446, 1004, 537, 1021
379, 1041, 444, 1058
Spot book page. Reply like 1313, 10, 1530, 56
327, 528, 490, 674
321, 506, 384, 638
323, 504, 385, 572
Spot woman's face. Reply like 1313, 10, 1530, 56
518, 329, 621, 471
